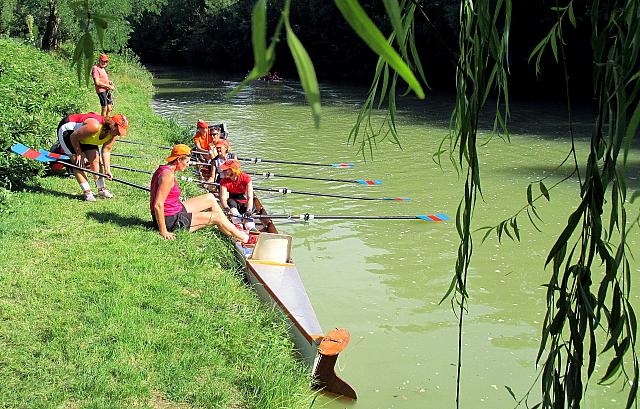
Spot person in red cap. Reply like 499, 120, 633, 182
219, 159, 256, 231
193, 119, 220, 160
212, 139, 237, 183
56, 112, 128, 201
92, 53, 114, 117
150, 144, 250, 242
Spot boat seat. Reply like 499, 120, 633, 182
249, 233, 292, 264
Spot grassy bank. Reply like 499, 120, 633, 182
0, 40, 312, 408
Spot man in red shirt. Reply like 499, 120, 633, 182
92, 53, 114, 116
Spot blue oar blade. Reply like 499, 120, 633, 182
332, 163, 354, 168
416, 214, 449, 222
355, 179, 383, 185
11, 143, 54, 162
382, 197, 411, 201
39, 149, 70, 160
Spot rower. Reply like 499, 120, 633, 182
193, 119, 219, 161
211, 139, 237, 183
150, 144, 251, 243
219, 159, 256, 232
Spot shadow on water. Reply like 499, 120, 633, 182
150, 65, 614, 143
86, 211, 153, 229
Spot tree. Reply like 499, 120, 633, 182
242, 1, 638, 408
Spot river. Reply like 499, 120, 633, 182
149, 67, 639, 409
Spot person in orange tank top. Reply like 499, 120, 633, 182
219, 159, 256, 231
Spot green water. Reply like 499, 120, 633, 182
148, 68, 639, 409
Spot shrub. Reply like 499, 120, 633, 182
0, 38, 90, 189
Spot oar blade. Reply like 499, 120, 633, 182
39, 149, 70, 160
11, 143, 54, 162
416, 214, 449, 222
382, 197, 411, 201
355, 179, 383, 185
332, 163, 354, 168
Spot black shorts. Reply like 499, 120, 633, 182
97, 91, 113, 107
152, 204, 193, 232
227, 196, 248, 214
61, 130, 99, 152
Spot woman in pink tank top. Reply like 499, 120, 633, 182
150, 144, 249, 242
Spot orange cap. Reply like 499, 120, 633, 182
165, 144, 192, 162
214, 139, 228, 148
220, 159, 240, 171
111, 114, 128, 135
197, 120, 208, 129
99, 53, 109, 62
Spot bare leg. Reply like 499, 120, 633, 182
184, 193, 248, 241
84, 149, 102, 187
101, 105, 107, 117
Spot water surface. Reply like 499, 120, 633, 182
149, 68, 639, 409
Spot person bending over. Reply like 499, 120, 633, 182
150, 144, 250, 242
57, 112, 128, 201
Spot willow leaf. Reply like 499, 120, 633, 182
334, 0, 424, 99
286, 26, 321, 127
252, 0, 268, 73
540, 181, 550, 200
545, 200, 586, 267
383, 0, 403, 49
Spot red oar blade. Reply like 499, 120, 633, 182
355, 179, 382, 185
416, 214, 449, 222
39, 149, 70, 160
11, 143, 55, 162
382, 197, 411, 201
332, 163, 354, 168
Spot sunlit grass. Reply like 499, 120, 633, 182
0, 44, 313, 408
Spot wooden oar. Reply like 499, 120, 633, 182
244, 213, 449, 222
178, 176, 409, 201
12, 144, 150, 191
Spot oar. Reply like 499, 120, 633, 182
12, 144, 150, 191
112, 153, 152, 159
244, 213, 449, 222
191, 149, 354, 168
245, 171, 381, 186
178, 176, 409, 201
118, 139, 172, 150
111, 164, 153, 174
237, 156, 354, 168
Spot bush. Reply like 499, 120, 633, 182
0, 38, 90, 189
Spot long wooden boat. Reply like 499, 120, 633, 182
231, 196, 357, 399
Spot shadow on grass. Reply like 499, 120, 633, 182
86, 211, 154, 229
26, 185, 80, 201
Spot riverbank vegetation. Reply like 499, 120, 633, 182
0, 39, 312, 408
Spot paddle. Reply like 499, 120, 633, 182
11, 144, 150, 191
178, 176, 410, 201
239, 157, 353, 168
117, 139, 172, 150
243, 213, 449, 222
191, 149, 354, 168
112, 153, 152, 159
111, 164, 153, 174
245, 171, 381, 186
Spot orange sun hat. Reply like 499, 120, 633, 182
99, 53, 109, 62
165, 144, 192, 162
197, 119, 208, 129
111, 114, 128, 136
220, 159, 241, 171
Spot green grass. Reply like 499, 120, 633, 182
0, 42, 313, 408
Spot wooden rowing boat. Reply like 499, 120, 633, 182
231, 196, 357, 399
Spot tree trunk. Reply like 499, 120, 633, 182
41, 0, 60, 51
